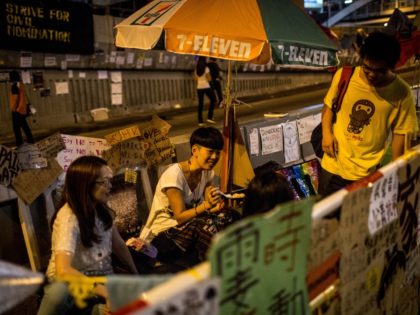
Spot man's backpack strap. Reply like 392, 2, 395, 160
334, 66, 355, 113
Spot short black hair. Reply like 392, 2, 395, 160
190, 127, 224, 151
243, 171, 294, 217
360, 31, 401, 68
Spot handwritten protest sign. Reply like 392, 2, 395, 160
297, 114, 319, 144
339, 177, 419, 315
209, 198, 313, 315
283, 121, 301, 163
12, 159, 63, 204
259, 124, 282, 155
0, 145, 20, 186
17, 144, 48, 170
105, 126, 141, 146
36, 133, 66, 159
368, 170, 398, 235
103, 116, 174, 170
56, 135, 110, 171
125, 278, 220, 315
247, 128, 260, 156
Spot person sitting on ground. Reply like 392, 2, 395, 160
37, 156, 138, 315
137, 127, 226, 271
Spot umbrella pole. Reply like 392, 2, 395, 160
226, 61, 234, 192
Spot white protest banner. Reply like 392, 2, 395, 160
0, 145, 20, 186
259, 124, 282, 155
56, 135, 110, 171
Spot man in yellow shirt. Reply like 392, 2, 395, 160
319, 32, 419, 197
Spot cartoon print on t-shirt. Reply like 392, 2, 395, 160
348, 99, 375, 134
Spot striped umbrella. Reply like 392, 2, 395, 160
115, 0, 338, 69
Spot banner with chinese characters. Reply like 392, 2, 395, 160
339, 153, 420, 315
209, 198, 313, 314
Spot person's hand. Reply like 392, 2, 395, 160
206, 187, 221, 207
126, 237, 145, 251
322, 130, 338, 159
208, 201, 223, 213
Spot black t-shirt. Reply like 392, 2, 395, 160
11, 82, 19, 95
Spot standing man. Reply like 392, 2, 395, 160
207, 58, 223, 107
9, 70, 34, 146
319, 31, 419, 197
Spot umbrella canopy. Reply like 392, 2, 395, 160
115, 0, 338, 68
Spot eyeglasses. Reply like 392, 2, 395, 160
95, 178, 112, 187
362, 63, 389, 75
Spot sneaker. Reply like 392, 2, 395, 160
198, 122, 206, 127
206, 119, 216, 124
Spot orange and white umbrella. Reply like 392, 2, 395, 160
115, 0, 338, 68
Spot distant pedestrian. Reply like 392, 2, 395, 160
194, 56, 216, 126
9, 70, 34, 146
207, 58, 223, 107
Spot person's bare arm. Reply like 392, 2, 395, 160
391, 133, 405, 160
321, 104, 338, 159
168, 187, 211, 224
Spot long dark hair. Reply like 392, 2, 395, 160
196, 56, 207, 77
54, 156, 113, 247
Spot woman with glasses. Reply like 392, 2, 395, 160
38, 156, 138, 315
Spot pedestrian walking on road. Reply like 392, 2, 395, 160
207, 58, 223, 107
194, 56, 216, 127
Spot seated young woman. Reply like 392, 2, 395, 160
37, 156, 138, 315
138, 127, 240, 272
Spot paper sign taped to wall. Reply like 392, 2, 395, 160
259, 124, 282, 155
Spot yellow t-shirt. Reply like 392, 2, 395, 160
321, 67, 419, 180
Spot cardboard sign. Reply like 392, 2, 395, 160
12, 159, 63, 204
36, 133, 66, 159
0, 145, 20, 186
103, 116, 174, 170
56, 135, 110, 171
105, 126, 141, 146
16, 143, 48, 170
209, 198, 313, 315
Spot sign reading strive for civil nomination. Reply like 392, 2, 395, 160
0, 0, 93, 54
